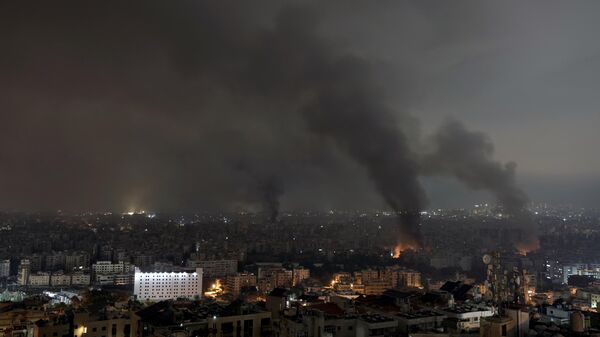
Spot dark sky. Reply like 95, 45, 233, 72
1, 1, 598, 212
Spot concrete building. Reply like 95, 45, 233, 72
441, 306, 494, 332
396, 311, 446, 336
72, 310, 138, 337
187, 259, 236, 278
133, 255, 154, 268
18, 259, 31, 286
480, 316, 516, 337
543, 305, 571, 325
45, 253, 66, 271
398, 270, 422, 288
34, 317, 71, 337
563, 263, 600, 284
27, 255, 43, 272
363, 280, 390, 295
356, 314, 398, 337
292, 267, 310, 286
0, 260, 9, 278
28, 272, 50, 287
50, 272, 72, 287
92, 261, 134, 285
133, 267, 203, 301
71, 272, 92, 286
65, 252, 90, 272
225, 272, 257, 297
137, 301, 272, 337
208, 309, 271, 337
92, 261, 134, 275
0, 307, 47, 337
505, 308, 529, 337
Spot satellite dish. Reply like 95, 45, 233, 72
483, 254, 492, 264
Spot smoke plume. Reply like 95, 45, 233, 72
0, 1, 538, 249
259, 175, 284, 223
421, 119, 538, 249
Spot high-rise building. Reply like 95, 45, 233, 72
563, 263, 600, 284
27, 254, 43, 272
92, 261, 134, 275
134, 267, 203, 301
18, 259, 31, 286
398, 270, 422, 288
29, 272, 51, 286
51, 271, 72, 286
133, 255, 154, 268
187, 259, 236, 278
292, 267, 310, 286
65, 251, 90, 271
45, 252, 66, 271
226, 273, 257, 296
71, 271, 91, 286
0, 259, 10, 278
92, 261, 135, 285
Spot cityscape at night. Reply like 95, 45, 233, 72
1, 1, 600, 337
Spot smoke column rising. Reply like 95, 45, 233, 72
0, 1, 538, 249
421, 119, 539, 250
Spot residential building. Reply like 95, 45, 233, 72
0, 260, 9, 278
133, 267, 203, 301
187, 259, 236, 278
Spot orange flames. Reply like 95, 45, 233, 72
392, 242, 419, 258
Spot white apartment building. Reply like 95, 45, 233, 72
134, 267, 203, 301
51, 272, 72, 286
441, 306, 494, 332
92, 261, 134, 275
29, 272, 51, 286
71, 272, 91, 286
92, 261, 135, 285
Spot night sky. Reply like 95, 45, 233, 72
1, 1, 598, 212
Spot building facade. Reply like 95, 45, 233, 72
0, 260, 9, 278
187, 259, 236, 278
134, 267, 203, 301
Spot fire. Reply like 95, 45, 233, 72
515, 239, 540, 255
392, 242, 419, 258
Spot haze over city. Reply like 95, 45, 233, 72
2, 1, 599, 213
1, 2, 599, 337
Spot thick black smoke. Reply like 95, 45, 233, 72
234, 161, 284, 223
421, 119, 538, 250
302, 71, 426, 246
0, 1, 537, 249
260, 175, 284, 223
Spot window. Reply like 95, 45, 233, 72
123, 322, 135, 337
